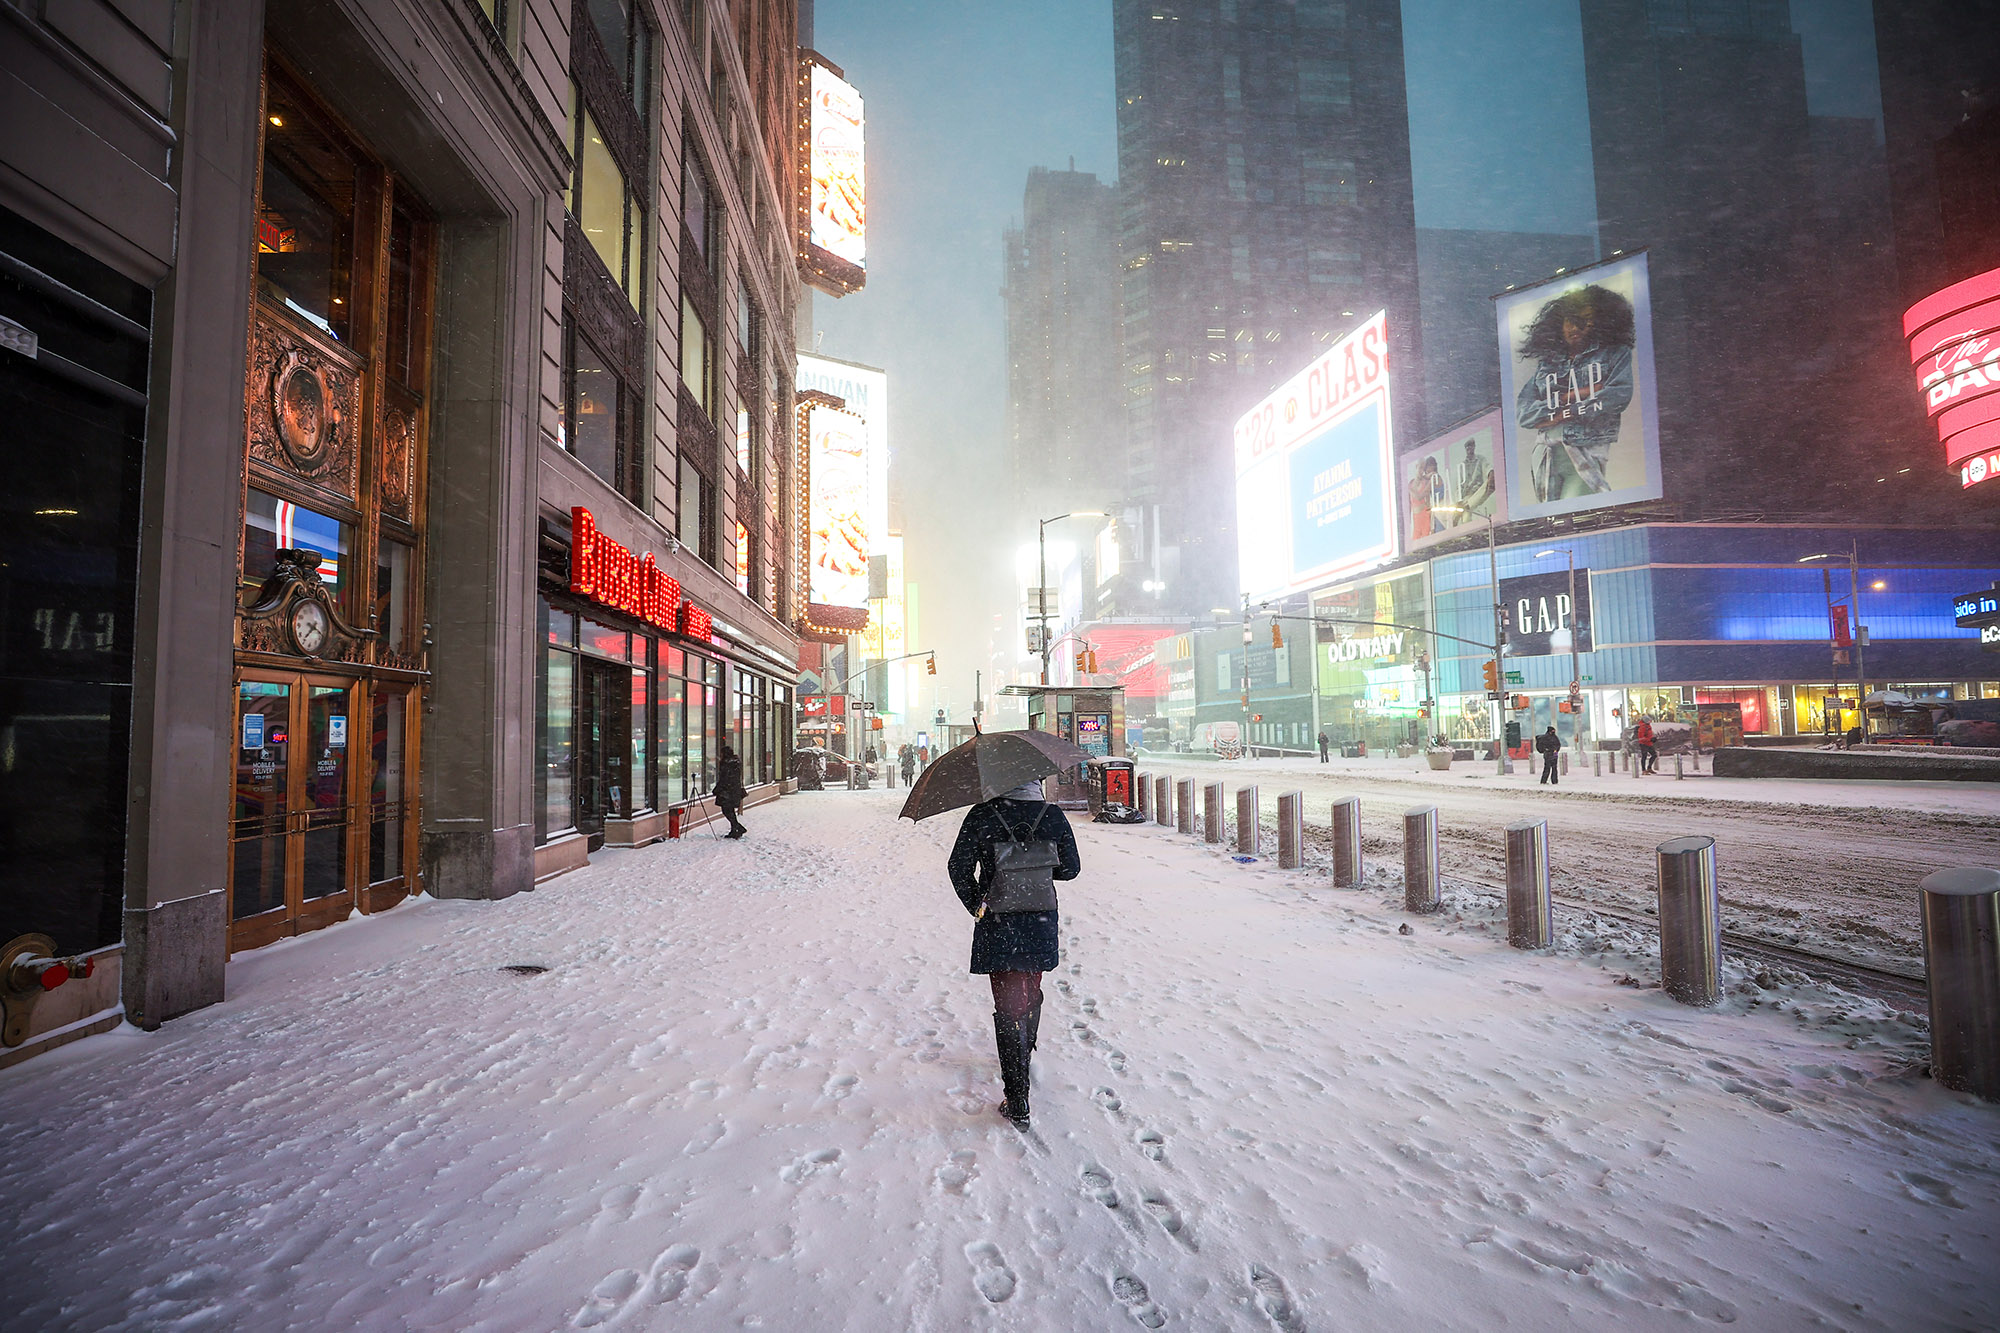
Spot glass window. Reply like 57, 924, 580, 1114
580, 617, 629, 660
571, 332, 621, 486
385, 202, 421, 388
477, 0, 508, 40
375, 538, 410, 651
588, 0, 628, 68
685, 675, 706, 796
369, 689, 406, 883
1297, 59, 1352, 112
678, 455, 707, 554
541, 646, 576, 838
578, 110, 628, 286
544, 599, 575, 647
256, 78, 359, 341
680, 295, 710, 414
683, 152, 709, 260
244, 488, 349, 599
658, 663, 684, 801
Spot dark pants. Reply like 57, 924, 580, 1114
1639, 744, 1657, 773
1540, 753, 1558, 784
719, 798, 745, 835
1318, 746, 1329, 763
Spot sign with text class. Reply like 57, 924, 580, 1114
1903, 264, 2000, 489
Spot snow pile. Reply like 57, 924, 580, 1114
2, 787, 1996, 1330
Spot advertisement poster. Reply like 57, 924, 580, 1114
806, 403, 869, 608
796, 355, 889, 587
1695, 703, 1745, 750
808, 63, 865, 272
1235, 310, 1398, 600
1496, 252, 1663, 520
1398, 410, 1504, 552
1499, 569, 1594, 656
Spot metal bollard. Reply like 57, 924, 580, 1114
1137, 774, 1152, 821
886, 764, 895, 789
1236, 785, 1260, 856
1657, 836, 1720, 1006
1560, 751, 1569, 777
1505, 819, 1552, 948
1277, 791, 1303, 869
1404, 805, 1440, 913
1592, 752, 1602, 778
1920, 867, 2000, 1099
1620, 749, 1628, 772
1175, 778, 1194, 834
1674, 754, 1684, 780
1203, 782, 1224, 844
1155, 775, 1172, 827
1329, 797, 1362, 887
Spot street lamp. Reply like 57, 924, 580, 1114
1433, 503, 1509, 774
1800, 542, 1867, 740
1534, 548, 1586, 760
1038, 511, 1105, 685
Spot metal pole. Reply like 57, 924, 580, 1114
1674, 753, 1683, 779
1330, 796, 1362, 887
1277, 791, 1303, 868
1203, 781, 1224, 844
1404, 805, 1440, 913
1851, 539, 1868, 739
1235, 785, 1260, 856
1505, 819, 1552, 948
1038, 518, 1049, 686
1490, 518, 1506, 775
1592, 752, 1601, 778
1154, 775, 1172, 828
1920, 867, 2000, 1099
1175, 778, 1193, 834
1657, 836, 1720, 1006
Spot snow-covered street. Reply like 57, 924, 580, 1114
5, 786, 1998, 1331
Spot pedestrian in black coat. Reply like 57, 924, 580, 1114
947, 779, 1082, 1127
715, 744, 748, 837
1535, 725, 1562, 785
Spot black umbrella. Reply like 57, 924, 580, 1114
897, 729, 1097, 822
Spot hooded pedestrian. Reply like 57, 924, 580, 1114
715, 743, 748, 837
1317, 731, 1330, 763
946, 778, 1081, 1127
1634, 716, 1658, 774
1535, 725, 1562, 785
900, 744, 917, 786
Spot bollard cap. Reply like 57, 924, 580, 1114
1332, 795, 1358, 808
1657, 835, 1715, 855
1920, 866, 2000, 897
1505, 819, 1547, 833
1404, 804, 1438, 818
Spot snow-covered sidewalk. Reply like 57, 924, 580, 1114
4, 789, 1996, 1330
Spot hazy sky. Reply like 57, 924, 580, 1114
806, 0, 1884, 694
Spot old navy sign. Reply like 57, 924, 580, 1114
571, 507, 710, 639
1325, 631, 1406, 664
1903, 265, 2000, 488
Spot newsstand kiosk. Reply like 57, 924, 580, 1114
1001, 685, 1127, 810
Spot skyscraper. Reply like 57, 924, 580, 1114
1112, 0, 1423, 615
1002, 167, 1125, 518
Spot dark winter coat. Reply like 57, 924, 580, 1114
714, 752, 746, 807
948, 799, 1081, 975
1534, 730, 1562, 757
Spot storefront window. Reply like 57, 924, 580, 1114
256, 79, 359, 342
542, 644, 575, 837
375, 539, 410, 651
632, 666, 651, 811
580, 616, 628, 660
244, 488, 348, 601
369, 689, 405, 883
658, 663, 684, 801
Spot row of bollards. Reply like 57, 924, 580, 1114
1128, 772, 2000, 1098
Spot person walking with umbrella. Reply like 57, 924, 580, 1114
902, 730, 1092, 1128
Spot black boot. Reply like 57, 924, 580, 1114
993, 1010, 1032, 1127
1025, 996, 1043, 1054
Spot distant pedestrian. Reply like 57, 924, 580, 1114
1536, 725, 1562, 785
715, 743, 748, 838
1634, 717, 1658, 774
947, 779, 1081, 1128
1317, 731, 1330, 763
901, 745, 917, 786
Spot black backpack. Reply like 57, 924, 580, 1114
982, 802, 1061, 915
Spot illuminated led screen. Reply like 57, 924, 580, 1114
809, 64, 865, 269
807, 403, 869, 608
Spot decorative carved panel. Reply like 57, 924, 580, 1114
380, 384, 419, 524
248, 303, 362, 507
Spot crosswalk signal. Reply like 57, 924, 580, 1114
1482, 659, 1499, 692
925, 654, 936, 675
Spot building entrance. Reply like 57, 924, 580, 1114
575, 659, 632, 850
231, 675, 358, 951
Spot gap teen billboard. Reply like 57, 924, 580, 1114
1496, 253, 1663, 520
1398, 409, 1504, 552
1234, 311, 1398, 601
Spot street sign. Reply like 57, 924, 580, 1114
1485, 690, 1503, 701
1504, 671, 1524, 685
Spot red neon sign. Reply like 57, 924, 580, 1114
679, 601, 714, 642
570, 506, 686, 633
1903, 265, 2000, 488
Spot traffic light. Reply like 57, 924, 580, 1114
1075, 650, 1088, 673
1482, 659, 1499, 692
925, 654, 936, 675
1269, 621, 1283, 649
1087, 650, 1099, 673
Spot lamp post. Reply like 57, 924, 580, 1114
1799, 541, 1867, 740
1433, 504, 1508, 774
1534, 547, 1585, 761
1038, 511, 1104, 685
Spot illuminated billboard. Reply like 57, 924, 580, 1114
796, 353, 888, 591
1398, 409, 1505, 553
799, 55, 865, 295
1902, 264, 2000, 489
1234, 310, 1398, 600
1496, 252, 1663, 520
806, 403, 869, 608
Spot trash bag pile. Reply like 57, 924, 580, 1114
1093, 802, 1148, 824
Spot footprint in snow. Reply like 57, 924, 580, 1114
1897, 1171, 1964, 1209
1105, 1050, 1128, 1074
1250, 1263, 1306, 1332
935, 1149, 978, 1195
1110, 1272, 1168, 1329
1142, 1192, 1195, 1249
823, 1072, 859, 1100
648, 1245, 700, 1302
572, 1269, 641, 1327
780, 1147, 842, 1184
964, 1241, 1018, 1302
1093, 1086, 1125, 1117
1135, 1128, 1167, 1161
683, 1121, 726, 1155
594, 1183, 645, 1224
1081, 1163, 1120, 1208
